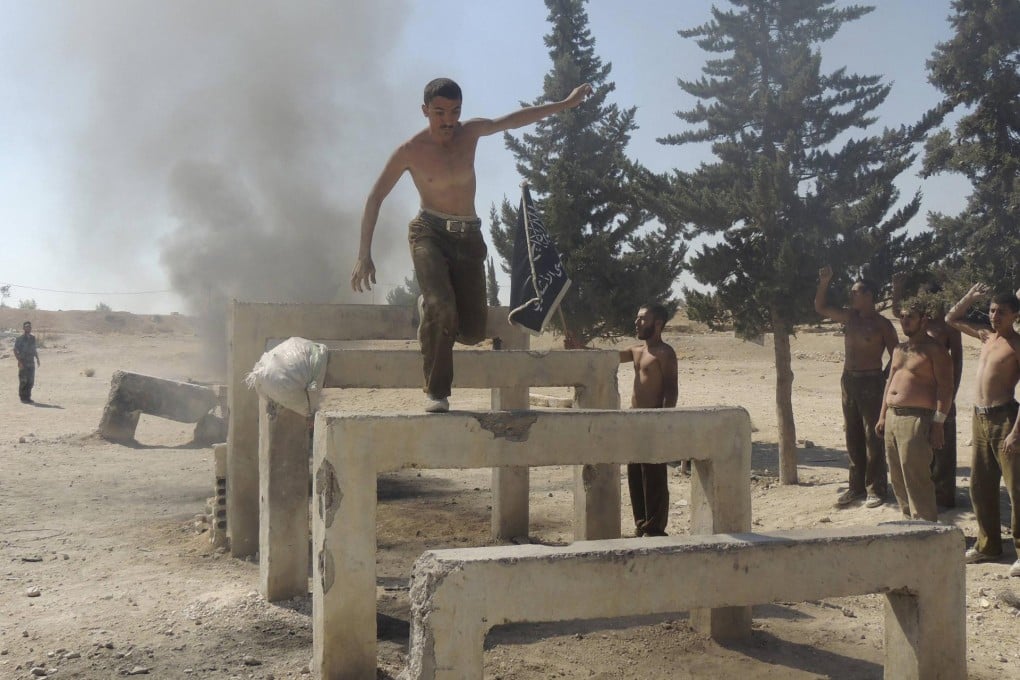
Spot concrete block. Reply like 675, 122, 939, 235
312, 407, 751, 679
98, 370, 219, 443
406, 523, 966, 680
211, 443, 228, 549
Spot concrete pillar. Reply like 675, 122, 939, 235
490, 330, 529, 541
883, 562, 967, 679
258, 397, 311, 602
210, 443, 228, 549
688, 412, 753, 640
406, 557, 485, 680
572, 380, 622, 540
312, 418, 378, 680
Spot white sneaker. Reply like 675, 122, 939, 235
424, 395, 448, 413
1010, 559, 1020, 577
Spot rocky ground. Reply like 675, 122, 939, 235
0, 307, 1018, 679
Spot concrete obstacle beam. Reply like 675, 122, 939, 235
258, 348, 620, 603
312, 407, 751, 679
405, 523, 966, 680
98, 370, 220, 443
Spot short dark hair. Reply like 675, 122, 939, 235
992, 292, 1020, 313
23, 321, 31, 328
854, 278, 878, 297
641, 303, 670, 326
424, 78, 462, 104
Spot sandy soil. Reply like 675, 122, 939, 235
1, 307, 1018, 679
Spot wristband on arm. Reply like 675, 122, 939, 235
933, 411, 948, 424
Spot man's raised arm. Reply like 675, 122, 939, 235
468, 84, 592, 137
945, 283, 990, 339
814, 265, 849, 323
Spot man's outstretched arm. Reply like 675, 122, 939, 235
468, 84, 592, 137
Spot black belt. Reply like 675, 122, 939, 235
890, 406, 933, 417
974, 401, 1019, 416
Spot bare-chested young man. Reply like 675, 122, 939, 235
946, 285, 1020, 577
876, 302, 954, 521
892, 276, 964, 508
619, 304, 678, 537
815, 265, 899, 507
351, 78, 592, 413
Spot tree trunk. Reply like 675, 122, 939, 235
771, 308, 799, 484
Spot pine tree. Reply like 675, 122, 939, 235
385, 274, 420, 306
922, 0, 1020, 294
661, 1, 923, 483
485, 257, 501, 307
489, 0, 686, 346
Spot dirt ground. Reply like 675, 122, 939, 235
1, 307, 1018, 680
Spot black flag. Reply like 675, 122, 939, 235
508, 183, 571, 335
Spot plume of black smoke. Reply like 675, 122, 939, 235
62, 1, 416, 371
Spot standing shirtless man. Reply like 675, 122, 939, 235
619, 304, 678, 537
876, 302, 954, 521
892, 276, 964, 508
815, 265, 899, 507
351, 78, 592, 413
946, 284, 1020, 577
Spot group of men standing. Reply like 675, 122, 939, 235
817, 268, 1020, 578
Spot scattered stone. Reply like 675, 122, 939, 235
818, 516, 832, 524
124, 666, 150, 675
26, 586, 41, 597
979, 598, 992, 609
21, 556, 43, 563
242, 655, 261, 666
30, 667, 47, 677
63, 652, 80, 660
841, 607, 856, 618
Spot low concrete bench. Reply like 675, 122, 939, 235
312, 407, 752, 679
259, 348, 620, 602
405, 523, 966, 680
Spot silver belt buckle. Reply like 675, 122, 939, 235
445, 219, 475, 233
974, 405, 991, 415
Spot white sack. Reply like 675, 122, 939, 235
243, 337, 328, 416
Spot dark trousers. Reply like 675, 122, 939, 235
970, 403, 1020, 557
931, 410, 957, 507
627, 463, 669, 536
409, 212, 488, 399
841, 370, 888, 497
18, 365, 35, 402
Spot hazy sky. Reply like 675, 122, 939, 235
0, 1, 964, 314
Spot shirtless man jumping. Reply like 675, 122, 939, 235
815, 265, 898, 507
619, 304, 678, 537
351, 78, 592, 413
946, 284, 1020, 577
876, 302, 954, 521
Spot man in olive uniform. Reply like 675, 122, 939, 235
13, 321, 40, 403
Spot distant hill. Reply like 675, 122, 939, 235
0, 308, 196, 336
